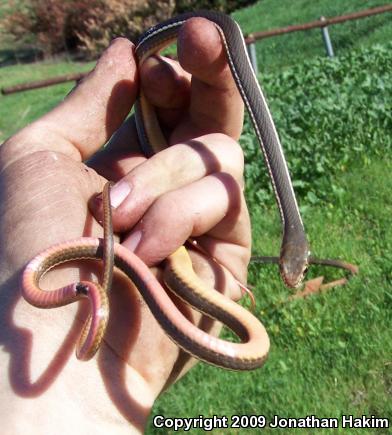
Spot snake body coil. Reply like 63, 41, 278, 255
23, 232, 270, 369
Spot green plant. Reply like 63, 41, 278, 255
242, 43, 392, 212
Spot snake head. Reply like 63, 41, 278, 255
279, 234, 310, 288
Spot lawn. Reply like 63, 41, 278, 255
146, 41, 391, 433
148, 157, 392, 435
0, 0, 391, 433
234, 0, 392, 72
0, 59, 93, 141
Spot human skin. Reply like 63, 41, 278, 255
0, 18, 250, 434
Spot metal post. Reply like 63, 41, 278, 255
320, 16, 334, 57
246, 39, 259, 76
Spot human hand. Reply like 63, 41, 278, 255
0, 18, 249, 434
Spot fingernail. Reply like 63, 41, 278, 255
110, 181, 131, 208
125, 230, 142, 252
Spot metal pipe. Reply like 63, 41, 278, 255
246, 41, 259, 76
244, 4, 392, 43
320, 16, 334, 57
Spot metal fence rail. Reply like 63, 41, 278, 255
244, 4, 392, 43
1, 72, 87, 95
245, 4, 392, 74
2, 4, 391, 95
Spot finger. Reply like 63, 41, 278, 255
173, 17, 244, 143
140, 55, 192, 130
90, 134, 244, 232
3, 38, 138, 165
87, 116, 147, 181
48, 38, 138, 159
121, 172, 250, 276
88, 56, 192, 180
189, 249, 246, 301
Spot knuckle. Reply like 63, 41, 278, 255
151, 190, 193, 235
155, 189, 184, 216
215, 171, 240, 196
211, 133, 245, 177
108, 37, 135, 52
212, 172, 243, 217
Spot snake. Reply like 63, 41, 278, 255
22, 181, 269, 369
21, 11, 311, 369
135, 10, 310, 288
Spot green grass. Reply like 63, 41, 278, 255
0, 60, 93, 141
147, 157, 392, 434
0, 0, 391, 433
233, 0, 392, 72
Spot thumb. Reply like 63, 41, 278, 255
3, 38, 139, 165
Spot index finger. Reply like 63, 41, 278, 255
174, 17, 245, 143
